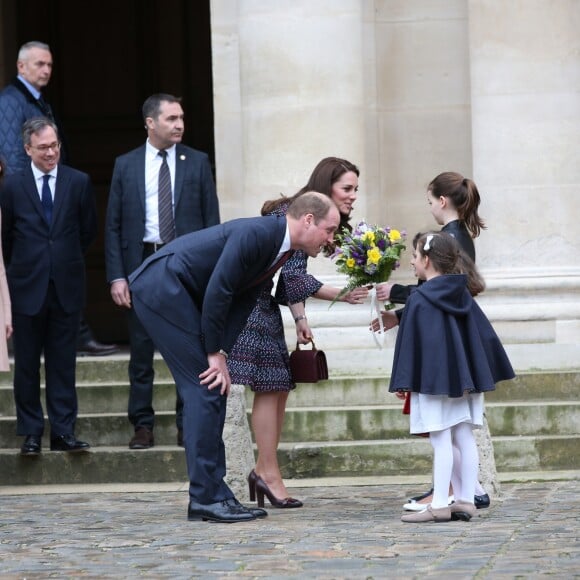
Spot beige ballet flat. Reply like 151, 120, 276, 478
401, 504, 451, 523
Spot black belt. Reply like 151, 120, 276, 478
143, 242, 166, 253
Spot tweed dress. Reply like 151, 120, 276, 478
228, 204, 323, 392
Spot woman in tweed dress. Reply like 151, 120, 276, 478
228, 157, 368, 508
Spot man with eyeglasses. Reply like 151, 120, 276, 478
0, 40, 119, 357
0, 117, 98, 456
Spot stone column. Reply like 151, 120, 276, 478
468, 0, 580, 276
468, 0, 580, 495
212, 0, 367, 226
211, 0, 369, 494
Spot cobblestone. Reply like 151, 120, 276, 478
0, 479, 578, 578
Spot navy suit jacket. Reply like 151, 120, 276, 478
105, 143, 220, 283
0, 164, 97, 315
129, 215, 287, 354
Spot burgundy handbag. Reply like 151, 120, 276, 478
289, 340, 329, 383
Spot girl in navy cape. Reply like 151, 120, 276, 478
377, 171, 491, 512
386, 232, 514, 523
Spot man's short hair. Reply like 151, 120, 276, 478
22, 117, 59, 146
287, 191, 333, 223
18, 41, 51, 60
142, 93, 182, 122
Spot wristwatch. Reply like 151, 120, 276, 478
217, 349, 228, 359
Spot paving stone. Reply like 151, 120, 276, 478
0, 480, 578, 578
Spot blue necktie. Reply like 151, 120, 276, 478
42, 174, 53, 223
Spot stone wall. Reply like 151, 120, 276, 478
210, 0, 580, 492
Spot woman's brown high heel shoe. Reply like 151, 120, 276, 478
247, 469, 259, 502
254, 475, 303, 509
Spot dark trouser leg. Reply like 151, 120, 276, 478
127, 306, 155, 429
176, 389, 184, 431
132, 295, 233, 504
77, 315, 94, 345
43, 292, 80, 437
12, 311, 46, 436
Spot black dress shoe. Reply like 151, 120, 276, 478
20, 435, 42, 456
129, 427, 154, 449
50, 434, 90, 452
408, 487, 434, 503
177, 429, 184, 447
227, 497, 268, 518
187, 499, 257, 523
77, 339, 120, 357
474, 493, 491, 509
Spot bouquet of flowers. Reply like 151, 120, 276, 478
331, 220, 407, 305
330, 220, 406, 348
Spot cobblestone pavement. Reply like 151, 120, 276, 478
0, 479, 578, 579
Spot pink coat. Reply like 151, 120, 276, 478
0, 211, 12, 371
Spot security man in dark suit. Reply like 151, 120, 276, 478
105, 93, 220, 450
129, 192, 340, 523
0, 117, 97, 455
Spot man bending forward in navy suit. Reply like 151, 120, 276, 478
129, 191, 339, 523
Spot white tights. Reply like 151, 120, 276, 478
452, 444, 486, 496
430, 422, 479, 508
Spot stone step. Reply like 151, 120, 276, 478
279, 401, 580, 442
0, 446, 186, 486
1, 349, 578, 487
1, 339, 578, 389
0, 413, 181, 449
1, 369, 577, 417
0, 382, 178, 417
1, 398, 577, 449
0, 356, 173, 388
277, 435, 580, 478
1, 435, 576, 486
250, 370, 580, 408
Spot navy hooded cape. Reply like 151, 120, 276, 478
388, 274, 515, 397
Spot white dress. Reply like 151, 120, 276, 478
409, 392, 484, 434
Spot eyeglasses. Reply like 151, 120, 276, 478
29, 142, 61, 152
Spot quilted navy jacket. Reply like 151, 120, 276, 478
0, 78, 56, 174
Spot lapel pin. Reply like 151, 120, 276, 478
180, 155, 186, 161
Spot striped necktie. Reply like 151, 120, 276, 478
158, 150, 175, 242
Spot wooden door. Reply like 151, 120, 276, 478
3, 0, 214, 341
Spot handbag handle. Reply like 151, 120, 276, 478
295, 339, 317, 351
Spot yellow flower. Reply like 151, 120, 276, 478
346, 258, 355, 269
388, 229, 402, 242
367, 247, 381, 265
362, 231, 375, 245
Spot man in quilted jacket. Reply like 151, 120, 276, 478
0, 41, 59, 174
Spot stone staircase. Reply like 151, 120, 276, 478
2, 270, 580, 487
0, 344, 579, 487
272, 368, 580, 478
